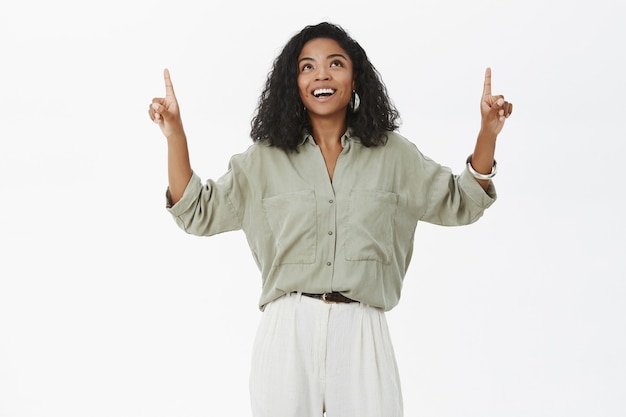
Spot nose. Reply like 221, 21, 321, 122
315, 66, 330, 81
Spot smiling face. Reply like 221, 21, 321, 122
297, 38, 355, 121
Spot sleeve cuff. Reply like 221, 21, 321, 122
165, 172, 202, 214
459, 166, 497, 208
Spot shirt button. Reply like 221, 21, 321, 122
326, 262, 332, 266
328, 231, 333, 235
329, 199, 334, 204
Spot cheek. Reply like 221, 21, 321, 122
342, 77, 355, 100
297, 77, 307, 99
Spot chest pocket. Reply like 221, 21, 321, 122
262, 190, 317, 265
345, 189, 399, 264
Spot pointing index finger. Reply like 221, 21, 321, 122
164, 68, 176, 98
482, 67, 492, 97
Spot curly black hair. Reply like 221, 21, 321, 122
250, 22, 400, 151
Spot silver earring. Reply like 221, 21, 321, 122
351, 90, 360, 113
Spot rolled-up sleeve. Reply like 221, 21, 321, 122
166, 167, 243, 236
418, 156, 497, 226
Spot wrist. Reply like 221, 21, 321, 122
477, 128, 497, 143
165, 125, 187, 143
466, 154, 497, 180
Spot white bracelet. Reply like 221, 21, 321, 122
466, 154, 497, 180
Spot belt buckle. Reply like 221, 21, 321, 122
321, 292, 334, 304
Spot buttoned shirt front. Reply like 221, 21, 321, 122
166, 131, 496, 311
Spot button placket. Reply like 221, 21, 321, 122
326, 197, 337, 273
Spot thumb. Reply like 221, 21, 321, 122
150, 100, 166, 123
491, 96, 506, 121
150, 99, 178, 125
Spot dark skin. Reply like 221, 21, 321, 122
297, 38, 355, 181
149, 68, 191, 204
472, 67, 513, 190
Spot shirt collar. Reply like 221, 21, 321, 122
300, 128, 359, 147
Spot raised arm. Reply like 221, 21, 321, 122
148, 69, 192, 204
469, 67, 513, 190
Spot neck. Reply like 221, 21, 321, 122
309, 114, 347, 148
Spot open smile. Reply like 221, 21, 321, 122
312, 88, 336, 98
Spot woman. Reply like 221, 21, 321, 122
148, 22, 512, 417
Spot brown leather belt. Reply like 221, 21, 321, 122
301, 292, 357, 304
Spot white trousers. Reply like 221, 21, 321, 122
249, 292, 403, 417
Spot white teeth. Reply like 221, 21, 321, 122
313, 88, 336, 97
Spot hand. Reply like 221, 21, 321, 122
480, 67, 513, 136
148, 69, 184, 138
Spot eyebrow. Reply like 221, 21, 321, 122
298, 53, 349, 64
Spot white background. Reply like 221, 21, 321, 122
1, 0, 624, 416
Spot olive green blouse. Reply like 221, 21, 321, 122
166, 131, 496, 311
